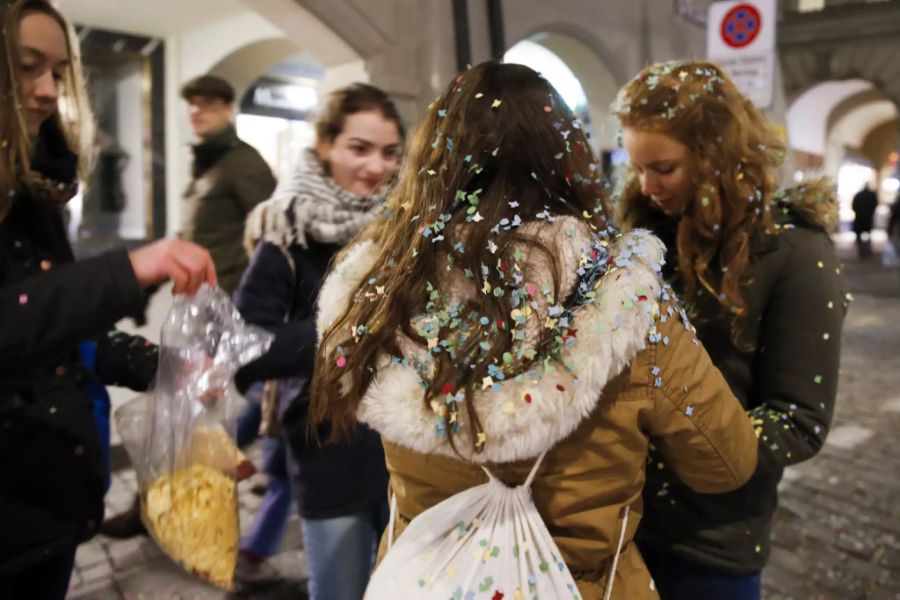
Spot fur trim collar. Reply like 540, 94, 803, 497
317, 222, 666, 462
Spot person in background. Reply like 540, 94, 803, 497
615, 60, 848, 600
309, 62, 759, 600
888, 193, 900, 243
0, 1, 215, 596
236, 82, 403, 599
852, 182, 878, 259
102, 73, 277, 540
227, 380, 290, 587
179, 74, 276, 294
883, 192, 900, 269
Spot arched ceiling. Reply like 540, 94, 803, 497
829, 100, 898, 153
59, 0, 248, 36
509, 31, 621, 151
786, 79, 873, 155
860, 120, 900, 170
208, 39, 313, 101
59, 0, 359, 69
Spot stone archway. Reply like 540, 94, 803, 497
786, 79, 898, 178
826, 90, 899, 174
208, 38, 308, 103
826, 96, 898, 175
787, 80, 876, 159
515, 22, 629, 89
202, 0, 369, 99
779, 2, 900, 107
505, 27, 623, 152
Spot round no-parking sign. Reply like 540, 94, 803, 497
720, 3, 762, 48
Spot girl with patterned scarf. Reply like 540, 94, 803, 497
234, 83, 403, 597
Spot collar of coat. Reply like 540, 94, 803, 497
191, 124, 239, 178
317, 218, 666, 463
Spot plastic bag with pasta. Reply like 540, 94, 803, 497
117, 285, 273, 590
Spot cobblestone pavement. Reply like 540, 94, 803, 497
67, 236, 899, 599
67, 455, 308, 600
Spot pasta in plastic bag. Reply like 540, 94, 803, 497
117, 284, 273, 589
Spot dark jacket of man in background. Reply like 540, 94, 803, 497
852, 184, 878, 235
179, 75, 276, 294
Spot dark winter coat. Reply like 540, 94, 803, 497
852, 187, 878, 233
637, 191, 849, 574
180, 124, 276, 294
0, 125, 157, 574
234, 240, 389, 519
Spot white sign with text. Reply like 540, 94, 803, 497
707, 0, 777, 108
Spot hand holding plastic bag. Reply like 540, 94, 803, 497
117, 284, 273, 589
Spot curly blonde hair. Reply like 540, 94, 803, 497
614, 60, 785, 320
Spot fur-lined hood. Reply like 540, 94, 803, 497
317, 218, 667, 463
775, 179, 839, 232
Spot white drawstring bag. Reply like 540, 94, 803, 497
365, 451, 629, 600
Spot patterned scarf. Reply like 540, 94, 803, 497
27, 117, 79, 206
0, 121, 79, 223
244, 148, 385, 254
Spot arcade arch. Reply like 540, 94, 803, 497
504, 29, 622, 156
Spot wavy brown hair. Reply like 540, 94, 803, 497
311, 62, 608, 450
614, 60, 785, 322
0, 0, 93, 216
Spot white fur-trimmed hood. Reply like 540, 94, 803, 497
317, 221, 666, 463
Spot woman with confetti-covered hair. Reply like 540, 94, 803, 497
0, 1, 214, 596
615, 60, 848, 600
236, 83, 403, 596
310, 61, 759, 599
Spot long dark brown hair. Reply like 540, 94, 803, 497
0, 0, 93, 216
311, 62, 608, 450
614, 60, 785, 322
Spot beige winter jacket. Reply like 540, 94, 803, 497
317, 218, 759, 600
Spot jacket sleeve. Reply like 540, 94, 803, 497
749, 229, 847, 467
0, 249, 145, 372
234, 317, 317, 393
646, 309, 759, 493
230, 150, 276, 217
233, 242, 294, 329
233, 242, 316, 392
94, 330, 158, 392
